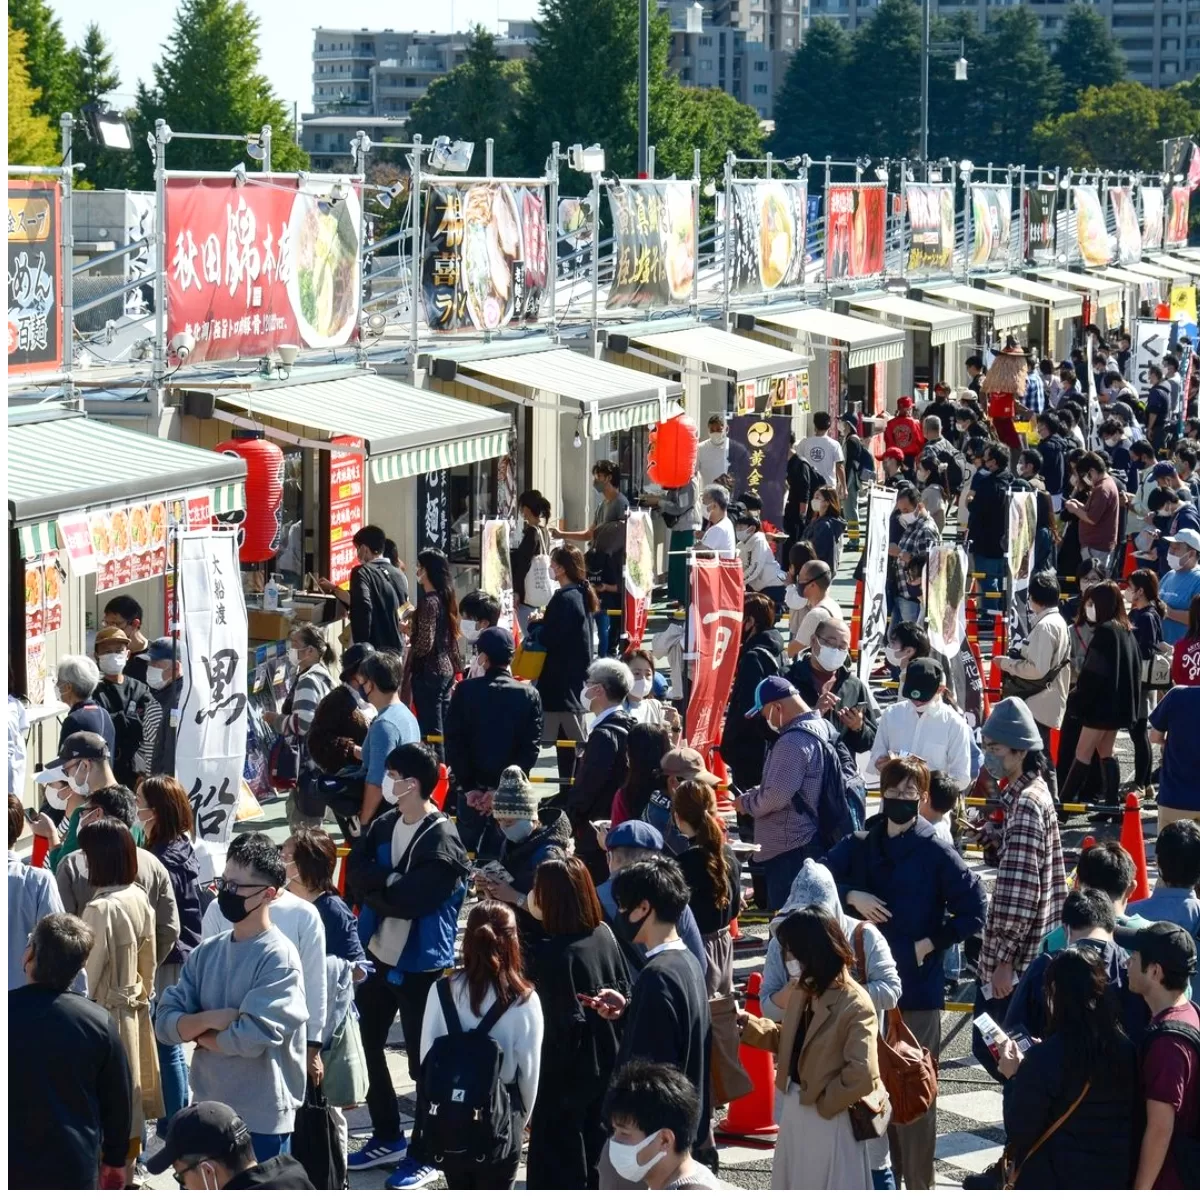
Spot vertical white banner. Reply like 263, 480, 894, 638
925, 543, 968, 658
176, 529, 249, 848
857, 486, 896, 684
480, 518, 516, 633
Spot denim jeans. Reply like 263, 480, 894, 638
893, 596, 921, 627
972, 554, 1005, 616
156, 1038, 189, 1130
249, 1132, 291, 1163
872, 1166, 897, 1190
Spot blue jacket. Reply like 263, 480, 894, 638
823, 814, 987, 1010
348, 809, 469, 982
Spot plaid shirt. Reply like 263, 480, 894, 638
979, 773, 1067, 980
897, 513, 941, 600
740, 712, 824, 862
1024, 371, 1046, 416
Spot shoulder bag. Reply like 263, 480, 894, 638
1000, 649, 1071, 702
1000, 1080, 1091, 1189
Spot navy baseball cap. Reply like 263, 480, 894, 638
44, 730, 109, 770
476, 626, 514, 666
745, 675, 798, 717
606, 820, 664, 852
146, 637, 180, 662
1150, 462, 1180, 480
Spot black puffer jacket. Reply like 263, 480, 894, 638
720, 628, 785, 790
149, 835, 202, 965
536, 583, 593, 712
498, 807, 573, 946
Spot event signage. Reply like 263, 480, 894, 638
1074, 186, 1110, 267
176, 529, 249, 846
686, 557, 744, 755
623, 511, 655, 649
857, 486, 896, 685
729, 414, 790, 528
1142, 187, 1165, 251
329, 435, 365, 586
1167, 186, 1190, 249
422, 182, 548, 332
607, 181, 697, 309
1007, 490, 1038, 637
1132, 320, 1173, 404
726, 180, 808, 294
480, 518, 516, 634
825, 184, 886, 280
969, 185, 1012, 269
166, 175, 362, 363
925, 544, 967, 658
7, 179, 62, 375
416, 468, 451, 556
1023, 187, 1057, 263
904, 184, 955, 273
1109, 187, 1143, 265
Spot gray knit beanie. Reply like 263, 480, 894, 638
491, 766, 538, 821
981, 697, 1043, 751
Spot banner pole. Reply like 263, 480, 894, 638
823, 157, 832, 303
408, 135, 423, 381
548, 141, 559, 338
59, 113, 75, 388
692, 147, 701, 315
722, 150, 733, 328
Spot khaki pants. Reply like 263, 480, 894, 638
1158, 806, 1197, 836
886, 1008, 941, 1191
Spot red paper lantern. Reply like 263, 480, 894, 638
646, 412, 699, 489
214, 431, 284, 563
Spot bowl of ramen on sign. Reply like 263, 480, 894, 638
286, 185, 363, 348
664, 184, 696, 302
757, 183, 795, 292
463, 184, 522, 331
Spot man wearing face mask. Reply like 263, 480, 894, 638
346, 742, 469, 1187
54, 655, 116, 761
893, 483, 941, 625
156, 835, 308, 1167
457, 589, 501, 678
1160, 530, 1200, 644
787, 618, 879, 762
92, 626, 157, 789
354, 650, 420, 829
696, 413, 730, 489
445, 627, 542, 854
319, 524, 408, 653
791, 561, 843, 657
143, 638, 184, 779
31, 732, 119, 869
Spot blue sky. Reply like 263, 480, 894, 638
50, 0, 542, 115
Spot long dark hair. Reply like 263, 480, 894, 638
138, 774, 195, 850
460, 899, 533, 1017
415, 547, 461, 648
672, 780, 729, 910
551, 545, 600, 613
623, 723, 672, 817
78, 816, 138, 888
1044, 946, 1133, 1089
1188, 593, 1200, 640
775, 906, 854, 996
1086, 579, 1131, 630
1127, 569, 1167, 619
812, 485, 842, 519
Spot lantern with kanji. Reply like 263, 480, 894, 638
646, 412, 699, 489
214, 431, 284, 563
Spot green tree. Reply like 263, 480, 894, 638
663, 85, 763, 185
408, 27, 527, 173
9, 0, 77, 121
848, 0, 922, 158
131, 0, 307, 189
70, 23, 129, 190
771, 19, 853, 160
1035, 81, 1200, 171
1051, 3, 1126, 114
925, 11, 989, 162
8, 17, 59, 164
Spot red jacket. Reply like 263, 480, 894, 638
884, 414, 925, 459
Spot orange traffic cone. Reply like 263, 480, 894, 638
848, 579, 864, 653
1121, 539, 1136, 580
968, 638, 991, 720
1120, 793, 1151, 903
1048, 727, 1061, 767
992, 613, 1006, 657
432, 762, 449, 811
965, 592, 979, 647
718, 971, 779, 1138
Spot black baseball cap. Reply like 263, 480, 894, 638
476, 626, 514, 666
340, 641, 374, 681
146, 1102, 251, 1175
901, 657, 944, 703
44, 730, 109, 770
1131, 922, 1198, 980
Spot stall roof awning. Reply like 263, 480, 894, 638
982, 276, 1084, 319
1030, 268, 1122, 308
848, 295, 974, 347
1122, 260, 1186, 283
449, 348, 684, 438
8, 409, 247, 541
623, 326, 807, 381
741, 306, 905, 369
1088, 266, 1161, 288
1171, 246, 1200, 262
920, 284, 1030, 332
209, 374, 511, 485
1149, 253, 1200, 277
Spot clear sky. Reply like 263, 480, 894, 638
49, 0, 542, 116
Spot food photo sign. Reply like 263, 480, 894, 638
607, 181, 697, 310
726, 180, 808, 295
166, 174, 362, 362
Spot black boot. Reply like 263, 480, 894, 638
1058, 758, 1091, 807
1101, 757, 1122, 808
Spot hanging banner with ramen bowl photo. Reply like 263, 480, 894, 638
607, 181, 697, 310
726, 180, 807, 295
166, 174, 362, 363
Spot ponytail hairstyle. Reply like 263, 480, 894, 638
292, 622, 338, 668
1128, 568, 1167, 620
916, 452, 949, 500
671, 779, 730, 910
460, 899, 533, 1017
551, 545, 600, 613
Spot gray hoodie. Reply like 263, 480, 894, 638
760, 860, 902, 1024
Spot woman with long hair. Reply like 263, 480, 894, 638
136, 775, 201, 1132
1059, 580, 1142, 806
537, 545, 599, 793
78, 817, 163, 1180
609, 722, 675, 840
403, 548, 462, 757
992, 947, 1137, 1190
418, 900, 544, 1190
525, 858, 632, 1189
671, 780, 741, 999
1124, 568, 1166, 794
800, 486, 848, 574
740, 906, 884, 1189
511, 490, 553, 634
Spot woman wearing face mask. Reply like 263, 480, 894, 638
915, 453, 949, 531
719, 593, 785, 792
1123, 569, 1167, 796
735, 508, 787, 609
510, 490, 553, 634
537, 546, 599, 797
622, 647, 666, 726
740, 906, 887, 1190
265, 624, 338, 833
800, 486, 847, 575
402, 549, 463, 760
609, 723, 677, 846
137, 775, 202, 1134
1058, 581, 1141, 807
418, 900, 544, 1190
92, 626, 156, 790
78, 817, 163, 1182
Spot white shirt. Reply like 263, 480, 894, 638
740, 530, 787, 591
201, 887, 329, 1044
626, 696, 666, 726
697, 437, 730, 488
8, 695, 29, 799
797, 434, 845, 485
869, 697, 974, 789
795, 594, 844, 651
701, 517, 737, 554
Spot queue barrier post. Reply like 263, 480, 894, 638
717, 971, 779, 1139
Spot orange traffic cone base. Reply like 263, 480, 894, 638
1121, 792, 1151, 903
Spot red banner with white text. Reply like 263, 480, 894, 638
685, 556, 744, 755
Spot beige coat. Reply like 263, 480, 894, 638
995, 607, 1071, 729
743, 972, 885, 1118
82, 883, 164, 1136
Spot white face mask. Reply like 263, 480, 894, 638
461, 618, 480, 644
1167, 551, 1185, 572
885, 646, 906, 667
709, 432, 726, 446
71, 765, 93, 797
1084, 603, 1097, 623
898, 511, 917, 527
286, 646, 301, 666
785, 583, 807, 612
608, 1132, 667, 1183
98, 652, 128, 676
145, 666, 169, 689
630, 676, 653, 700
580, 685, 600, 711
816, 643, 849, 672
381, 774, 400, 805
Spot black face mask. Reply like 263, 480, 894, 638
883, 798, 920, 826
216, 882, 267, 924
614, 905, 649, 945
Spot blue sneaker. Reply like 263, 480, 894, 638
384, 1158, 437, 1190
347, 1135, 407, 1171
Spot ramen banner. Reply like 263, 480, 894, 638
858, 486, 896, 685
970, 185, 1013, 268
422, 182, 549, 332
1074, 186, 1111, 267
825, 184, 886, 281
607, 181, 697, 310
1024, 187, 1057, 263
166, 175, 362, 363
925, 543, 968, 658
1167, 186, 1190, 249
904, 184, 955, 273
8, 180, 63, 375
1142, 186, 1165, 251
623, 510, 655, 649
727, 180, 807, 294
1006, 490, 1038, 638
480, 518, 516, 635
1110, 187, 1143, 265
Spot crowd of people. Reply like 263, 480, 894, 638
8, 325, 1200, 1193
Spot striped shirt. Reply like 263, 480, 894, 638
1024, 371, 1046, 416
281, 665, 335, 774
739, 713, 824, 862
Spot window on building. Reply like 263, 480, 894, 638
754, 60, 768, 70
700, 58, 713, 69
405, 76, 416, 86
1112, 14, 1153, 26
1163, 37, 1180, 50
700, 34, 713, 45
753, 83, 768, 93
1164, 13, 1181, 26
1163, 60, 1179, 74
1120, 37, 1154, 50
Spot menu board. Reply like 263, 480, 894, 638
23, 552, 63, 642
328, 436, 365, 587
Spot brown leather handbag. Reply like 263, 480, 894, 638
877, 1008, 938, 1126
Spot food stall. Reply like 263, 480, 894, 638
981, 276, 1083, 363
1030, 268, 1124, 335
1086, 266, 1165, 329
917, 282, 1032, 358
847, 293, 975, 394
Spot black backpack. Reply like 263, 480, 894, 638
98, 689, 146, 785
411, 976, 521, 1168
779, 718, 855, 850
1140, 1008, 1200, 1186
